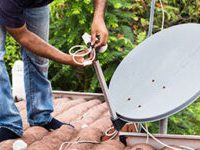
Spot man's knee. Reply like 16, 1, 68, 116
26, 52, 49, 73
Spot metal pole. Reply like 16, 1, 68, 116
93, 60, 118, 119
147, 0, 156, 37
159, 118, 168, 134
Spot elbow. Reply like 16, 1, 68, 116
15, 31, 30, 47
17, 34, 29, 46
6, 25, 31, 47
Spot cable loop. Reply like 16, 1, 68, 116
69, 45, 96, 66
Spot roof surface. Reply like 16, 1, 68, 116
0, 94, 135, 150
0, 92, 198, 150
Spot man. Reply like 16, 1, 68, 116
0, 0, 108, 142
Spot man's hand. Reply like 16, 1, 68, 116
71, 49, 95, 67
91, 18, 108, 48
92, 0, 108, 48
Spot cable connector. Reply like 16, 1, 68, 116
111, 117, 127, 131
82, 33, 108, 53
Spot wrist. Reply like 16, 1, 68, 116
64, 54, 74, 65
92, 16, 105, 25
93, 12, 104, 21
64, 54, 84, 67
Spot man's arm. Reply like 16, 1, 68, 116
6, 25, 83, 66
93, 0, 106, 18
91, 0, 108, 48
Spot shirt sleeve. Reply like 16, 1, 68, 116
0, 0, 25, 28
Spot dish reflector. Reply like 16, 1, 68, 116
109, 24, 200, 122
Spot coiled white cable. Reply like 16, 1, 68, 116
104, 126, 118, 140
69, 45, 96, 66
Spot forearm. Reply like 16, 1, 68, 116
93, 0, 107, 19
91, 0, 108, 46
6, 26, 74, 65
18, 31, 72, 65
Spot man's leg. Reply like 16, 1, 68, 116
22, 6, 68, 130
22, 6, 54, 126
0, 25, 23, 142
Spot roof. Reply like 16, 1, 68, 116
0, 91, 199, 150
0, 92, 128, 150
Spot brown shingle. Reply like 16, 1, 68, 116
94, 140, 125, 150
67, 128, 102, 150
52, 98, 86, 117
28, 126, 76, 150
72, 103, 108, 130
22, 127, 48, 145
56, 99, 101, 123
0, 139, 15, 150
1, 93, 196, 150
161, 145, 185, 150
126, 143, 156, 150
90, 115, 112, 132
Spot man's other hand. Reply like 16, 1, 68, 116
91, 18, 108, 48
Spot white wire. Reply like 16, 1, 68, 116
69, 45, 96, 66
148, 0, 165, 37
60, 118, 118, 150
179, 146, 195, 150
159, 0, 165, 30
105, 127, 117, 136
69, 45, 88, 56
134, 123, 139, 133
60, 123, 139, 150
140, 123, 194, 150
104, 126, 118, 140
59, 140, 101, 150
145, 124, 150, 144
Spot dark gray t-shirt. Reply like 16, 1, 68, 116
0, 0, 53, 28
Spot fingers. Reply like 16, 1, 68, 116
74, 55, 84, 63
91, 31, 97, 46
95, 31, 108, 48
91, 20, 109, 48
73, 48, 95, 67
88, 50, 95, 60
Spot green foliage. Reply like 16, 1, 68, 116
4, 36, 21, 79
49, 0, 200, 92
49, 0, 134, 92
48, 0, 200, 135
146, 100, 200, 135
168, 100, 200, 135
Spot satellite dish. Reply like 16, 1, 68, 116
109, 23, 200, 122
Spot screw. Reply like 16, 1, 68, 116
138, 105, 142, 108
163, 86, 166, 89
128, 98, 131, 101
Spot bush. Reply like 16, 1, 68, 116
49, 0, 200, 135
4, 36, 21, 80
49, 0, 200, 92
